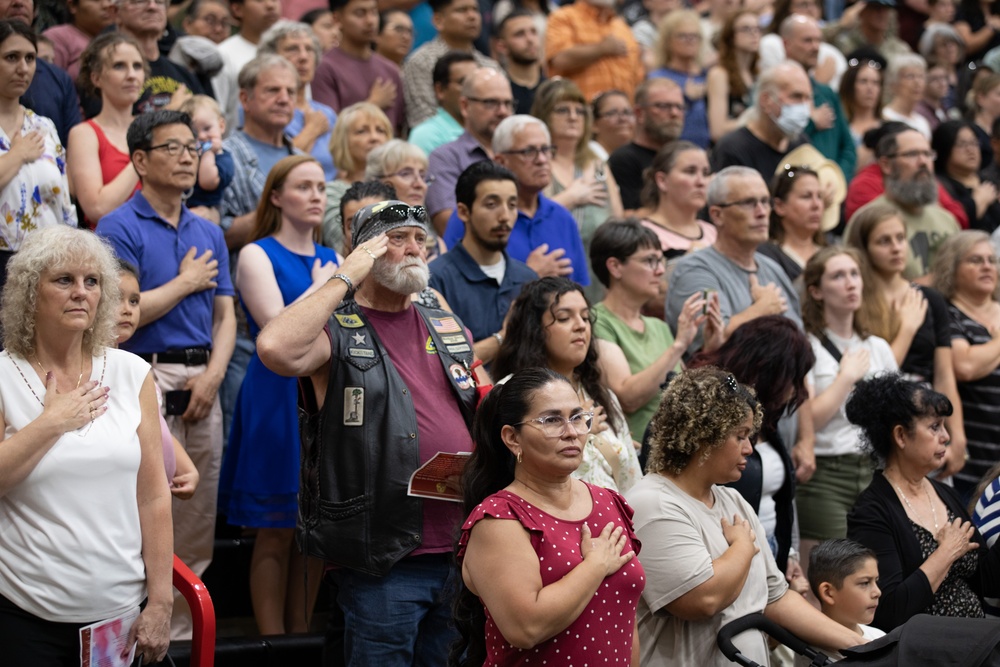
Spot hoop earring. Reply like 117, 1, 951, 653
516, 451, 522, 464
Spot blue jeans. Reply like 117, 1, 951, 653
331, 553, 458, 667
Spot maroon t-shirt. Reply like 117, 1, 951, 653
312, 48, 406, 137
361, 305, 473, 554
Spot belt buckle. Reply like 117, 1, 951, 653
185, 348, 197, 365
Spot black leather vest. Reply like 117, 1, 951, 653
297, 300, 477, 576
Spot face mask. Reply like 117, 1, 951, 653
773, 102, 811, 137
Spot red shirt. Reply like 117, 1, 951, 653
845, 163, 969, 228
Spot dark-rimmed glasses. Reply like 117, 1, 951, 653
146, 141, 203, 158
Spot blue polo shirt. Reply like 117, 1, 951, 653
428, 244, 538, 342
442, 194, 590, 286
96, 192, 234, 354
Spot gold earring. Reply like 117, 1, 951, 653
516, 451, 522, 464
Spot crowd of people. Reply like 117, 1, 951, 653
5, 0, 1000, 664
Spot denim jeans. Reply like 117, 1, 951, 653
331, 553, 458, 667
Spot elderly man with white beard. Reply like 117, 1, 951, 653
256, 200, 485, 666
847, 128, 960, 278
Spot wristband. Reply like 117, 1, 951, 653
492, 332, 504, 345
329, 273, 354, 292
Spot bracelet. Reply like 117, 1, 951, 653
493, 332, 504, 345
329, 273, 354, 292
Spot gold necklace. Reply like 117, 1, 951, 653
32, 353, 84, 391
891, 478, 940, 532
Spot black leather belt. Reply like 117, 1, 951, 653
138, 348, 210, 365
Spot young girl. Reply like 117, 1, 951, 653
117, 260, 199, 499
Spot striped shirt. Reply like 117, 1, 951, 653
948, 303, 1000, 489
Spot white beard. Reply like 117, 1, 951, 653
371, 256, 430, 295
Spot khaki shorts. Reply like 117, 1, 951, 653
796, 453, 873, 541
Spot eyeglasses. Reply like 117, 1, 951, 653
515, 411, 595, 438
120, 0, 168, 7
382, 167, 435, 185
502, 144, 557, 160
553, 104, 587, 117
466, 97, 515, 111
848, 58, 882, 70
715, 196, 771, 211
595, 108, 634, 120
146, 141, 203, 158
954, 140, 980, 150
645, 101, 686, 114
631, 254, 665, 270
887, 150, 936, 160
197, 15, 232, 28
963, 254, 999, 266
673, 32, 702, 42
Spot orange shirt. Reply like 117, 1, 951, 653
545, 2, 644, 102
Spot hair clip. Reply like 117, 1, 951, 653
725, 374, 738, 392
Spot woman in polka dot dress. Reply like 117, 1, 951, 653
626, 368, 867, 666
452, 368, 646, 666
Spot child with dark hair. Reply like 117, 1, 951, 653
797, 539, 886, 664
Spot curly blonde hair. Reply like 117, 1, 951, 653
646, 366, 764, 476
1, 227, 121, 358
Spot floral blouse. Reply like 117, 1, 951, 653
0, 107, 76, 251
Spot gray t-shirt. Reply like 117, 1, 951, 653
626, 474, 789, 667
665, 245, 803, 353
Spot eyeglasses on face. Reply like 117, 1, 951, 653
715, 196, 771, 211
466, 97, 515, 111
514, 411, 595, 438
502, 144, 557, 160
382, 167, 435, 185
631, 254, 665, 270
146, 141, 203, 158
963, 253, 999, 266
198, 15, 232, 28
120, 0, 168, 7
553, 104, 588, 117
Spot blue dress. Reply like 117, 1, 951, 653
218, 237, 339, 528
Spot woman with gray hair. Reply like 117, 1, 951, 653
0, 226, 172, 665
919, 23, 965, 112
258, 20, 338, 179
365, 139, 447, 259
932, 230, 1000, 498
882, 54, 932, 139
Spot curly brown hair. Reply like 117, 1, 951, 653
646, 366, 763, 476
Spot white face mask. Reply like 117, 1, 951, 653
773, 102, 811, 137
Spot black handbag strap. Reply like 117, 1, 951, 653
818, 333, 842, 363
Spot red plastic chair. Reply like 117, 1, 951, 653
172, 555, 216, 667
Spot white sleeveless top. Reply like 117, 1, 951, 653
0, 348, 150, 622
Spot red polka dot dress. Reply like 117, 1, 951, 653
457, 483, 646, 666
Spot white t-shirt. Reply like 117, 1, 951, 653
757, 440, 786, 539
0, 348, 150, 622
627, 474, 789, 667
808, 330, 898, 458
479, 254, 506, 285
882, 107, 933, 140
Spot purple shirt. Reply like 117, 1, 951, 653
425, 131, 490, 218
311, 48, 405, 137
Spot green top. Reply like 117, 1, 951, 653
592, 301, 680, 439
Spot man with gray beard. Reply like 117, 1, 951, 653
848, 128, 960, 278
257, 200, 483, 666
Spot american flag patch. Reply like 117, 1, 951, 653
430, 317, 461, 333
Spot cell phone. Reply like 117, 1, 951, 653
702, 289, 710, 315
164, 390, 192, 416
